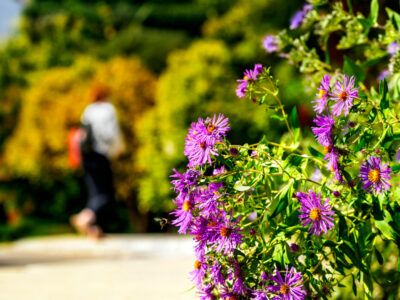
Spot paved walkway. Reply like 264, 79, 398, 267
0, 234, 196, 300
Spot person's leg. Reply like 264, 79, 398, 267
78, 152, 114, 237
71, 152, 103, 236
89, 154, 115, 231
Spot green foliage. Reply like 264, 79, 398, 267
19, 0, 215, 71
136, 40, 274, 213
170, 1, 400, 299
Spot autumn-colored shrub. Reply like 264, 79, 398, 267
3, 56, 156, 224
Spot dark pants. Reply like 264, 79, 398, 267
82, 151, 114, 225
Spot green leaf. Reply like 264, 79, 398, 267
386, 8, 400, 29
343, 56, 366, 82
351, 274, 357, 296
272, 243, 284, 265
375, 219, 396, 241
308, 146, 325, 159
284, 154, 304, 168
358, 17, 373, 32
340, 241, 364, 271
368, 107, 377, 122
392, 164, 400, 174
398, 257, 400, 272
269, 180, 293, 219
369, 0, 379, 24
289, 106, 301, 143
379, 79, 389, 110
362, 272, 373, 299
259, 135, 269, 145
338, 215, 349, 239
392, 133, 400, 141
289, 106, 300, 128
374, 247, 384, 265
362, 56, 385, 68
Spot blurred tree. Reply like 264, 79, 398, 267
18, 0, 238, 72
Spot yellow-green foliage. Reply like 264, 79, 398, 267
136, 39, 271, 213
3, 57, 156, 200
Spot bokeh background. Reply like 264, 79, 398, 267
0, 0, 310, 240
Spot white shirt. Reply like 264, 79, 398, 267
81, 101, 124, 158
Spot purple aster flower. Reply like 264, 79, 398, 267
184, 121, 218, 167
213, 166, 226, 175
261, 271, 269, 282
170, 168, 200, 204
184, 114, 230, 167
269, 267, 306, 300
313, 75, 330, 113
198, 284, 216, 300
310, 168, 322, 183
199, 114, 230, 146
378, 69, 390, 81
210, 261, 225, 285
252, 290, 269, 300
220, 287, 241, 300
324, 147, 343, 182
360, 156, 391, 194
290, 4, 313, 29
229, 261, 247, 296
331, 75, 358, 117
311, 114, 334, 147
395, 149, 400, 162
262, 35, 279, 53
236, 81, 248, 98
199, 182, 223, 217
214, 214, 242, 255
236, 64, 264, 98
296, 190, 335, 236
191, 217, 212, 257
190, 256, 208, 286
388, 42, 399, 56
171, 193, 195, 234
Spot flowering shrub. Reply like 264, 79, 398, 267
171, 1, 400, 299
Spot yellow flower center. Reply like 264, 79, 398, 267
338, 90, 348, 101
182, 200, 191, 212
208, 221, 216, 227
206, 123, 216, 134
368, 169, 381, 183
318, 89, 327, 98
280, 284, 290, 295
194, 260, 201, 270
323, 146, 332, 154
220, 226, 231, 237
243, 75, 249, 81
309, 207, 321, 221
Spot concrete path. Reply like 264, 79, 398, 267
0, 234, 196, 300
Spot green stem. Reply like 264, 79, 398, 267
373, 125, 389, 149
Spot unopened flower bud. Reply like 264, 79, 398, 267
290, 243, 300, 252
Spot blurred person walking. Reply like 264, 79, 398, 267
71, 84, 125, 239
